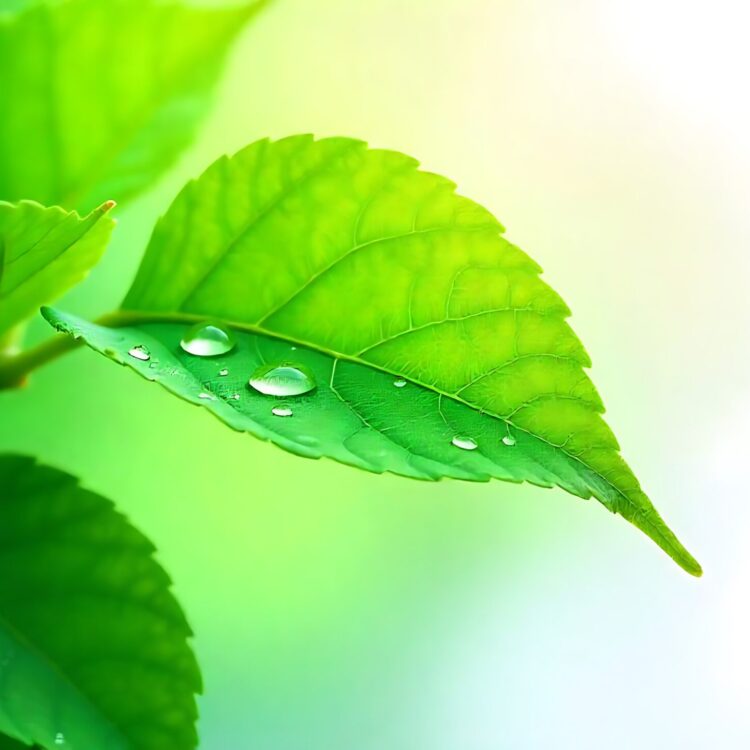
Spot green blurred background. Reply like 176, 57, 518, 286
2, 0, 748, 747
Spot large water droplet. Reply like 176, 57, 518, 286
502, 435, 516, 446
128, 345, 150, 362
54, 733, 65, 746
393, 378, 407, 388
248, 363, 316, 396
272, 405, 293, 417
452, 436, 478, 451
180, 321, 235, 357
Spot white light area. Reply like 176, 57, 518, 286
703, 394, 750, 722
598, 1, 750, 150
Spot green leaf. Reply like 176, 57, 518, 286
43, 135, 701, 576
0, 454, 201, 750
0, 200, 114, 342
0, 0, 267, 211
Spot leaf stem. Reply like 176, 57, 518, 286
0, 333, 82, 391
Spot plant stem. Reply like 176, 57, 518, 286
0, 334, 82, 391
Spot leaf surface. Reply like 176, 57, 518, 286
0, 200, 114, 341
0, 0, 266, 210
44, 135, 701, 575
0, 454, 201, 750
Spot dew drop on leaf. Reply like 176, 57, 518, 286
502, 435, 516, 446
393, 378, 407, 388
272, 405, 293, 417
128, 345, 150, 361
248, 363, 316, 396
54, 733, 65, 746
451, 436, 478, 451
219, 368, 229, 376
180, 320, 236, 357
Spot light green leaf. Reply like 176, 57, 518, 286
43, 135, 701, 575
0, 454, 201, 750
0, 200, 114, 342
0, 0, 267, 211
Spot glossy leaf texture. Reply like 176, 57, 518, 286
0, 200, 114, 341
0, 454, 201, 750
0, 0, 267, 211
44, 135, 701, 575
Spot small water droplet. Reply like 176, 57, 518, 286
54, 733, 65, 746
272, 405, 293, 417
249, 363, 316, 396
502, 435, 516, 446
148, 361, 158, 369
229, 394, 240, 401
199, 392, 215, 401
290, 346, 297, 351
393, 378, 407, 388
219, 368, 229, 376
128, 345, 150, 362
180, 321, 236, 357
452, 436, 478, 451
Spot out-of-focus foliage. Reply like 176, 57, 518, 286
0, 0, 267, 211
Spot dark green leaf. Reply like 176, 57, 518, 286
44, 135, 701, 575
0, 454, 201, 749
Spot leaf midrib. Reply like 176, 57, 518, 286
97, 306, 689, 567
0, 610, 125, 748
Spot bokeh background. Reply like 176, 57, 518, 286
2, 0, 749, 747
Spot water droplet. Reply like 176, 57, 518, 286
199, 392, 215, 401
54, 733, 65, 746
393, 378, 407, 388
452, 436, 478, 451
128, 345, 150, 362
290, 346, 297, 351
180, 321, 236, 357
248, 363, 316, 396
272, 405, 293, 417
219, 368, 229, 377
229, 394, 240, 401
502, 435, 516, 446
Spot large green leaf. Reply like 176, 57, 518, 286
0, 200, 114, 342
0, 454, 201, 750
43, 135, 701, 575
0, 0, 266, 211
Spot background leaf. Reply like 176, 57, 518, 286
0, 200, 114, 343
44, 135, 701, 575
0, 0, 267, 211
0, 454, 201, 750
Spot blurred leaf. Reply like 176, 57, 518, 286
0, 200, 114, 342
0, 0, 267, 211
0, 454, 201, 750
44, 135, 701, 575
0, 733, 34, 750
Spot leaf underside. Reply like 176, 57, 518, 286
0, 200, 114, 340
0, 454, 201, 750
0, 0, 265, 211
45, 135, 701, 575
